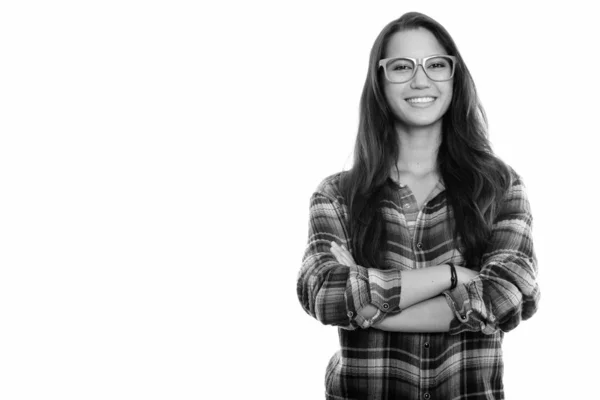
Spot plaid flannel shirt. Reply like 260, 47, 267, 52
297, 170, 540, 400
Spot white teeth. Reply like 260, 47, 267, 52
406, 97, 435, 103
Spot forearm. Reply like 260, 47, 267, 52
356, 264, 455, 320
372, 296, 454, 332
399, 265, 453, 309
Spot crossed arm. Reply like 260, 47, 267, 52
298, 177, 539, 335
330, 242, 474, 332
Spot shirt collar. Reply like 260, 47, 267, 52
388, 176, 446, 192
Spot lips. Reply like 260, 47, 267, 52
405, 96, 436, 104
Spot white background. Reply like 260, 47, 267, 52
1, 1, 598, 399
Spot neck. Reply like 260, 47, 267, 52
394, 120, 442, 175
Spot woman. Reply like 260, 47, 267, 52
297, 11, 540, 400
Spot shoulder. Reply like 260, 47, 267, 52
506, 164, 523, 185
490, 158, 526, 193
502, 164, 529, 194
499, 164, 532, 213
312, 171, 349, 204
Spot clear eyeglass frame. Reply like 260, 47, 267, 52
378, 55, 458, 83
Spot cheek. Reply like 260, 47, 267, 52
444, 83, 454, 101
383, 84, 407, 110
436, 84, 453, 114
383, 84, 394, 105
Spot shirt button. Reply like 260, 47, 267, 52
424, 393, 431, 400
347, 311, 354, 318
416, 242, 423, 249
424, 342, 430, 348
404, 203, 410, 209
382, 303, 389, 310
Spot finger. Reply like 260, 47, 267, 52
341, 253, 355, 266
332, 247, 350, 265
338, 246, 356, 265
330, 246, 342, 262
331, 242, 357, 266
335, 253, 351, 266
336, 244, 349, 256
337, 255, 351, 266
331, 242, 347, 259
341, 245, 352, 257
334, 246, 351, 262
332, 246, 353, 266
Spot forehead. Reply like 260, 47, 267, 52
384, 28, 447, 59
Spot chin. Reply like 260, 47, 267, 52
396, 114, 443, 128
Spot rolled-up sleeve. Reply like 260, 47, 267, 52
297, 188, 402, 330
443, 175, 540, 335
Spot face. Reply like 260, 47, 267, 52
382, 28, 453, 129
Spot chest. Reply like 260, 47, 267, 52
371, 184, 464, 271
374, 181, 464, 270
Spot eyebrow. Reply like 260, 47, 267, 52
384, 54, 447, 59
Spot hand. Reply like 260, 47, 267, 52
371, 316, 390, 330
371, 313, 405, 331
455, 265, 478, 285
330, 241, 357, 267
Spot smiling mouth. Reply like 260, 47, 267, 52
406, 97, 436, 104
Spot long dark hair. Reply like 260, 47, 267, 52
339, 11, 512, 269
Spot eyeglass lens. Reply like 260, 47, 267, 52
385, 56, 454, 83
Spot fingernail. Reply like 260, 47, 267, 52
331, 241, 337, 247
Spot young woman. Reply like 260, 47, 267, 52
297, 12, 540, 400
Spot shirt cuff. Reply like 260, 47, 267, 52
443, 283, 493, 334
351, 308, 385, 329
346, 265, 402, 328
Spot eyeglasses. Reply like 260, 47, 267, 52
378, 55, 457, 83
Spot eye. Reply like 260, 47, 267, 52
392, 64, 412, 71
428, 61, 449, 69
387, 59, 414, 72
426, 57, 452, 69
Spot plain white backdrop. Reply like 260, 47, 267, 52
1, 1, 598, 399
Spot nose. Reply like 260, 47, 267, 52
410, 64, 430, 89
